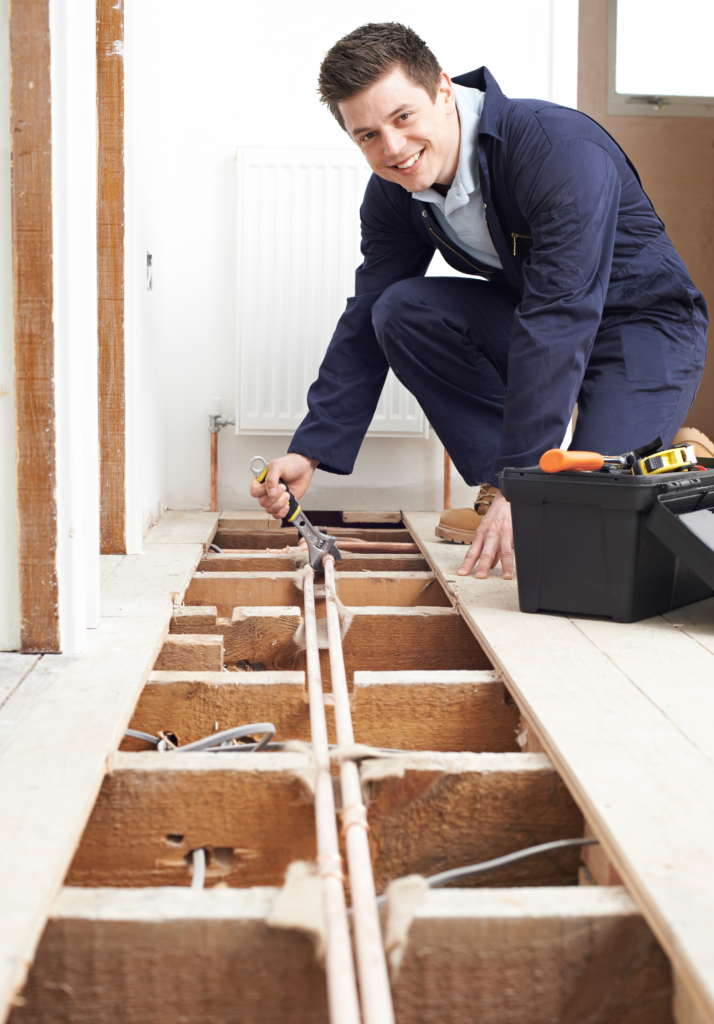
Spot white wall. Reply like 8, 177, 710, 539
129, 0, 578, 519
0, 0, 19, 649
51, 0, 101, 651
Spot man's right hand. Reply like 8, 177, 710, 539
250, 453, 318, 519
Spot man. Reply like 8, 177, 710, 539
251, 23, 708, 579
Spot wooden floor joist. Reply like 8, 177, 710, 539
68, 751, 581, 891
123, 669, 520, 752
168, 604, 491, 680
10, 886, 672, 1024
199, 551, 430, 573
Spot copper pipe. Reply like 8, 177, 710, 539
443, 448, 451, 510
324, 557, 396, 1024
302, 569, 362, 1024
210, 432, 218, 512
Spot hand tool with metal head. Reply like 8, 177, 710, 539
249, 456, 342, 572
540, 437, 699, 476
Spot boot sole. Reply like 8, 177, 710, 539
435, 525, 475, 544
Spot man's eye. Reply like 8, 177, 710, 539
399, 113, 410, 121
361, 132, 376, 143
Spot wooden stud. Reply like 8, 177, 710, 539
154, 634, 224, 672
10, 0, 60, 652
185, 572, 451, 614
198, 551, 430, 573
11, 887, 673, 1024
68, 752, 580, 890
97, 0, 126, 553
124, 669, 520, 753
218, 510, 282, 530
341, 511, 402, 523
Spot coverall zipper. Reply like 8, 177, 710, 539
511, 232, 532, 255
427, 226, 493, 276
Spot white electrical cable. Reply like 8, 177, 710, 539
191, 848, 206, 890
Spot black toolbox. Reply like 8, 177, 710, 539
500, 466, 714, 622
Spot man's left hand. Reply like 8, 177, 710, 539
457, 489, 514, 579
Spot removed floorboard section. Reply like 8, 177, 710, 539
403, 511, 714, 1024
11, 886, 671, 1024
169, 605, 492, 679
0, 517, 212, 1023
124, 669, 520, 753
68, 751, 580, 891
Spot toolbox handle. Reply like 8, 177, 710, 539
540, 449, 604, 473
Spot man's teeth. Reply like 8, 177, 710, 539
397, 150, 422, 170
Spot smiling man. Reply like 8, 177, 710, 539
251, 22, 708, 579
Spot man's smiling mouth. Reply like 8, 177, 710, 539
395, 149, 424, 170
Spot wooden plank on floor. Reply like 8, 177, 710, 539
185, 571, 451, 613
214, 527, 413, 550
101, 547, 201, 618
144, 510, 220, 552
0, 655, 40, 711
198, 551, 430, 573
218, 510, 282, 530
10, 886, 672, 1024
69, 751, 580, 892
403, 511, 714, 1024
124, 669, 519, 753
0, 519, 203, 1021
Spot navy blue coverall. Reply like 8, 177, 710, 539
289, 67, 708, 489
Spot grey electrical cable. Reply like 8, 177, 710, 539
123, 722, 275, 753
168, 723, 275, 753
124, 729, 160, 745
374, 837, 600, 908
191, 848, 206, 889
209, 543, 223, 554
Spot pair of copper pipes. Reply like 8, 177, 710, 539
304, 555, 395, 1024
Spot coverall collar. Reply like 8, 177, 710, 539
452, 66, 505, 143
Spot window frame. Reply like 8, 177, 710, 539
607, 0, 714, 118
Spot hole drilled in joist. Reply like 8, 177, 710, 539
122, 669, 519, 753
67, 752, 581, 891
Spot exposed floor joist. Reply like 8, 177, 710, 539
403, 511, 714, 1024
10, 886, 673, 1024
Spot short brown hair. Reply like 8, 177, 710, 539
318, 23, 443, 131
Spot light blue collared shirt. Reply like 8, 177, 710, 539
413, 84, 502, 270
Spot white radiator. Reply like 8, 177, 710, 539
235, 147, 428, 437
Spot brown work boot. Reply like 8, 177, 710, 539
435, 485, 497, 544
673, 427, 714, 459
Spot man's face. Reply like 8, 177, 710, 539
339, 66, 460, 193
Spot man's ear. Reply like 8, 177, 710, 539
438, 71, 456, 114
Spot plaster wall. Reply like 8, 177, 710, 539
129, 0, 579, 520
0, 0, 20, 649
578, 0, 714, 439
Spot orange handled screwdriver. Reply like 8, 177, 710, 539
540, 449, 626, 473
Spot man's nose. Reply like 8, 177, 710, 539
381, 126, 403, 159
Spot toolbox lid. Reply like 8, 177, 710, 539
500, 466, 714, 592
